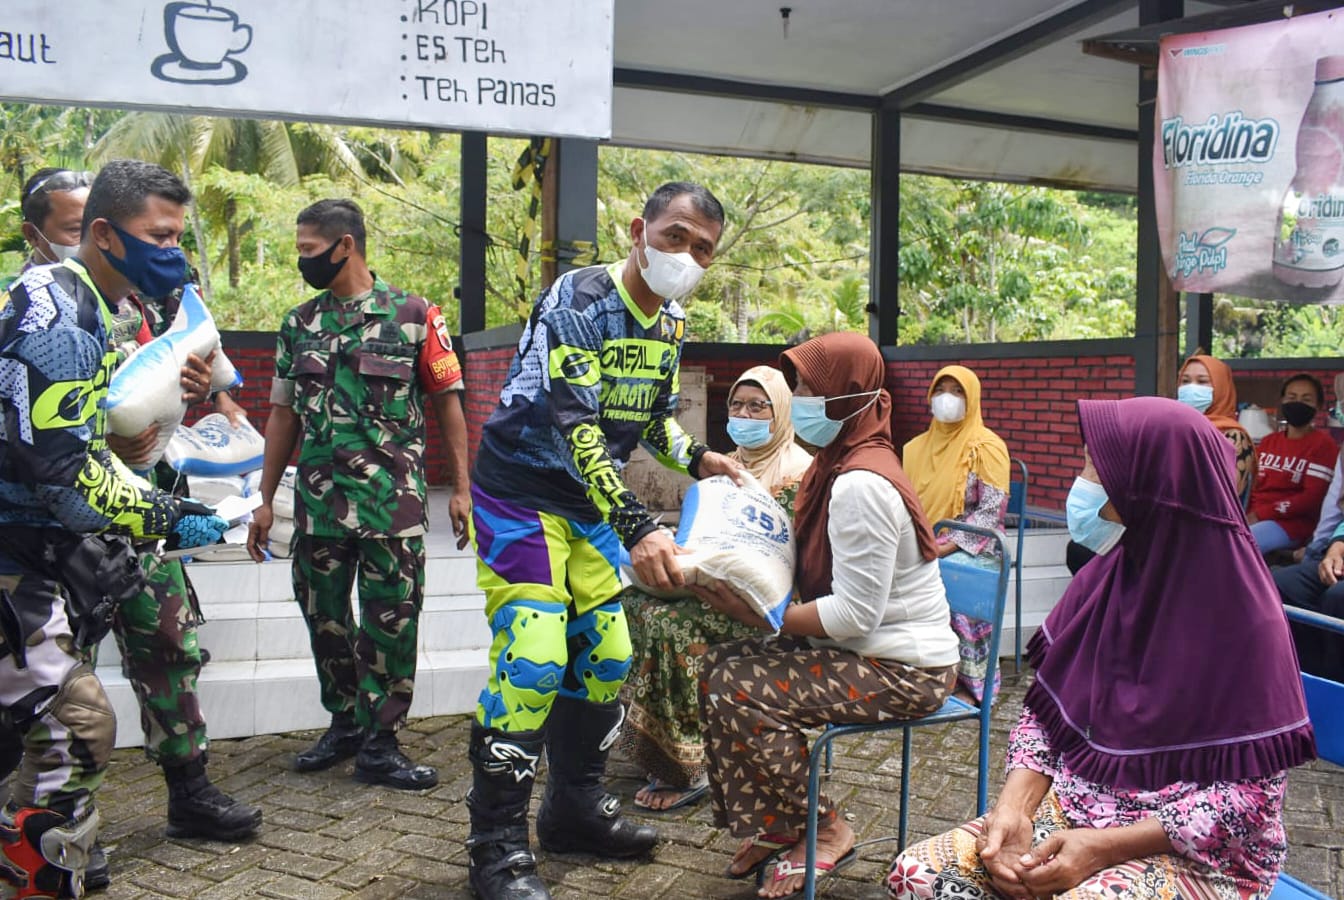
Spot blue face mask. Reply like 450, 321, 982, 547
102, 220, 188, 299
1176, 383, 1214, 414
1066, 476, 1126, 555
790, 390, 880, 448
727, 416, 772, 449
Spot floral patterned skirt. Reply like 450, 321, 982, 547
615, 587, 759, 787
886, 791, 1257, 900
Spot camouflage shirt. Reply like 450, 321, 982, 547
271, 276, 463, 539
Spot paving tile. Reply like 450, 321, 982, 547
80, 674, 1342, 898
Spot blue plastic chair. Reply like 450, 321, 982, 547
799, 522, 1010, 900
1007, 458, 1028, 673
1268, 606, 1344, 900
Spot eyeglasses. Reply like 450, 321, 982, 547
728, 399, 773, 415
24, 170, 93, 199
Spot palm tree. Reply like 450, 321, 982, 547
91, 115, 367, 293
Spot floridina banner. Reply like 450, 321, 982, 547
1155, 9, 1344, 303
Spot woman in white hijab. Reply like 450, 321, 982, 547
617, 366, 813, 812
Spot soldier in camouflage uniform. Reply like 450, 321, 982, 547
247, 199, 470, 791
101, 281, 262, 845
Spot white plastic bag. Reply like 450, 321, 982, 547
180, 474, 246, 507
106, 284, 242, 467
1238, 404, 1276, 443
162, 413, 264, 477
625, 473, 795, 631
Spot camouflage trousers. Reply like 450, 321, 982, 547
0, 571, 115, 820
108, 554, 207, 765
292, 534, 425, 732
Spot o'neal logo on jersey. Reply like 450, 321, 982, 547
597, 338, 673, 422
549, 345, 600, 388
30, 354, 109, 433
570, 421, 626, 514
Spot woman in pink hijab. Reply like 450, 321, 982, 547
888, 397, 1315, 900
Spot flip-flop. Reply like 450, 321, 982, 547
724, 831, 799, 880
632, 777, 710, 813
761, 848, 858, 897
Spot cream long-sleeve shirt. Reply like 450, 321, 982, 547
810, 469, 960, 668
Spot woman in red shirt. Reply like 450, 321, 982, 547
1248, 373, 1339, 555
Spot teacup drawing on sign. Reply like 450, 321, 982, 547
151, 1, 252, 85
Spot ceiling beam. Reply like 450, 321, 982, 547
1082, 0, 1344, 67
612, 67, 878, 112
612, 67, 1137, 145
906, 103, 1137, 143
883, 0, 1135, 110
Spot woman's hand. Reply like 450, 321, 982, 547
1017, 828, 1112, 896
976, 805, 1035, 899
690, 581, 769, 630
1320, 541, 1344, 587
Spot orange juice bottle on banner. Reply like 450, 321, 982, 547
1273, 56, 1344, 288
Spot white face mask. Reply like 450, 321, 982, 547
34, 227, 79, 263
637, 220, 707, 299
930, 392, 966, 424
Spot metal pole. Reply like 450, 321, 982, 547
459, 131, 488, 335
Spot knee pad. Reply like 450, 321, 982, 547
0, 805, 99, 898
480, 601, 567, 731
563, 601, 631, 703
49, 666, 115, 773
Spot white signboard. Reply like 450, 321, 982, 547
0, 1, 614, 139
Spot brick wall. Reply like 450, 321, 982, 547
887, 354, 1137, 510
461, 346, 518, 473
220, 330, 1339, 510
1226, 360, 1344, 424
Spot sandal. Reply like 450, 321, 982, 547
633, 776, 710, 813
724, 831, 799, 880
761, 848, 858, 897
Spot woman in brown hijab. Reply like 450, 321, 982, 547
1177, 353, 1256, 498
693, 333, 959, 898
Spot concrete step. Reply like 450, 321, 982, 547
99, 648, 490, 748
1006, 527, 1070, 568
94, 506, 1075, 750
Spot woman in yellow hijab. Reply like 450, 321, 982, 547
903, 365, 1010, 701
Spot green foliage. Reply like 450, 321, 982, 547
896, 177, 1136, 344
1200, 296, 1343, 360
21, 100, 1314, 361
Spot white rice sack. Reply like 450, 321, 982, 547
162, 414, 264, 477
106, 284, 239, 466
626, 473, 795, 632
272, 467, 297, 520
182, 474, 246, 507
268, 518, 295, 559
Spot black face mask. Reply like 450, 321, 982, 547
297, 238, 348, 290
1280, 401, 1317, 428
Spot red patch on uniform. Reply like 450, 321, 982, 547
418, 304, 463, 391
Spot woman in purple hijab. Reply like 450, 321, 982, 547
887, 397, 1316, 900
